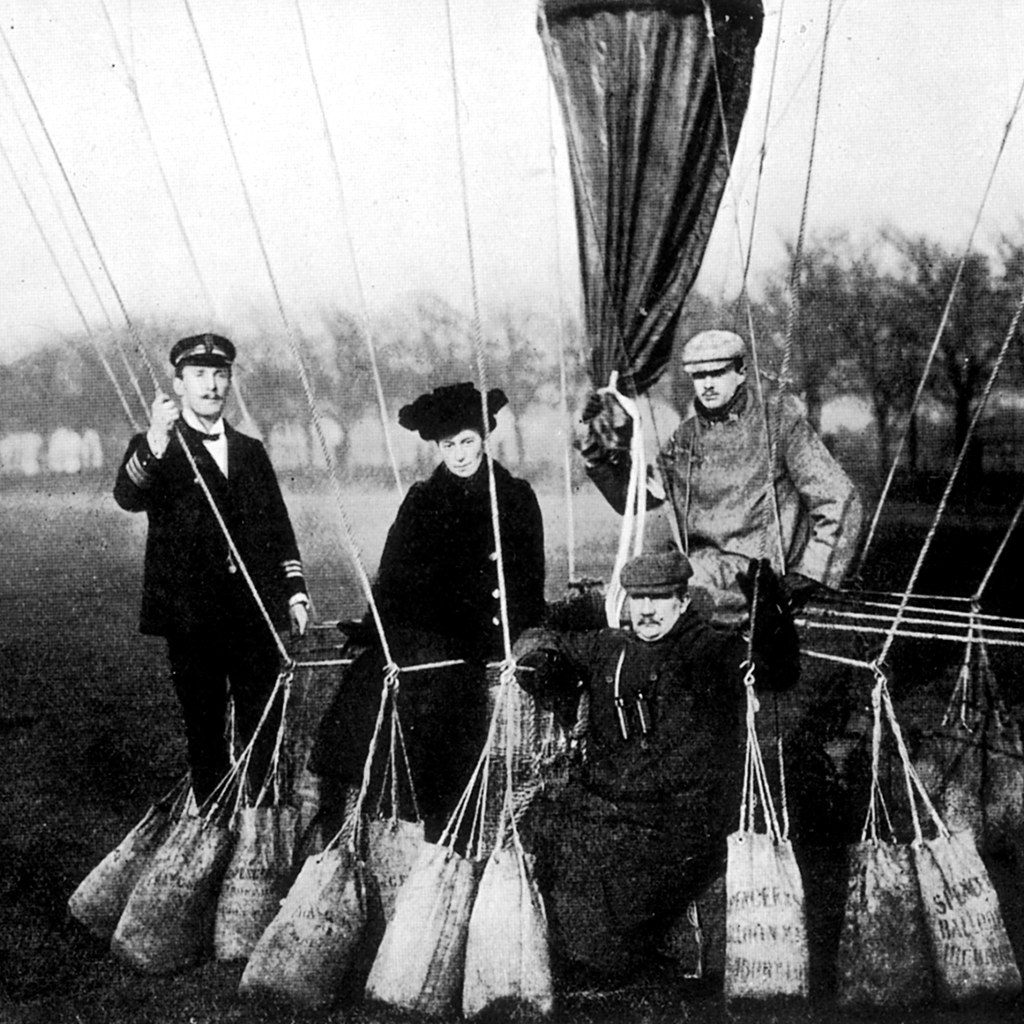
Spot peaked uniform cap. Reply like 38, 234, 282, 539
398, 382, 508, 442
621, 550, 693, 597
680, 329, 746, 373
170, 333, 236, 369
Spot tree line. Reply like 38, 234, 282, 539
2, 229, 1023, 491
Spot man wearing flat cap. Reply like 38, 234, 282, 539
581, 328, 862, 620
114, 333, 309, 804
513, 549, 798, 979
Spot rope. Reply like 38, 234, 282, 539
859, 70, 1024, 566
180, 0, 397, 665
544, 77, 577, 582
293, 0, 404, 495
780, 0, 834, 388
876, 273, 1024, 667
441, 0, 514, 664
0, 129, 140, 431
734, 0, 787, 317
972, 490, 1024, 603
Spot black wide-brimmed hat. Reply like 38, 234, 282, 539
398, 382, 508, 442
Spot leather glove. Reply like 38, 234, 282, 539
577, 391, 633, 460
780, 571, 822, 612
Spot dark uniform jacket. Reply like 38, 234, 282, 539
113, 422, 306, 637
371, 457, 546, 661
515, 605, 796, 971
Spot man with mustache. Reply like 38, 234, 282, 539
581, 329, 862, 622
514, 548, 798, 981
114, 333, 309, 804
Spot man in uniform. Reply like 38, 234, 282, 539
581, 329, 863, 620
515, 549, 798, 980
114, 333, 309, 804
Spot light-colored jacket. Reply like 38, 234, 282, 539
658, 387, 863, 614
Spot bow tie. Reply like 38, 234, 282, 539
181, 423, 222, 442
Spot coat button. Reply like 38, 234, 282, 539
488, 551, 498, 561
491, 589, 501, 599
491, 616, 500, 626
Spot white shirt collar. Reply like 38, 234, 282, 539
181, 407, 228, 476
181, 407, 225, 436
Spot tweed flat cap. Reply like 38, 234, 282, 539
679, 329, 745, 373
620, 550, 693, 596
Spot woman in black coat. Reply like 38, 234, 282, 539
311, 382, 546, 835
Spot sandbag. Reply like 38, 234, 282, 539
68, 800, 176, 940
365, 842, 479, 1015
213, 806, 298, 962
913, 829, 1021, 1002
462, 847, 553, 1019
724, 831, 809, 1000
835, 841, 932, 1007
915, 725, 984, 838
111, 813, 234, 974
365, 817, 423, 923
239, 846, 370, 1009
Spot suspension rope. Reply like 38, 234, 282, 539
859, 70, 1024, 566
0, 66, 147, 417
98, 0, 264, 432
441, 0, 514, 664
973, 490, 1024, 603
293, 0, 404, 495
180, 0, 398, 664
875, 275, 1024, 667
735, 0, 787, 316
2, 18, 290, 664
0, 130, 141, 432
544, 76, 577, 582
780, 0, 834, 387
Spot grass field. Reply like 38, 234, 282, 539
1, 473, 1023, 1023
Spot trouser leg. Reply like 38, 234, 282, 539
167, 636, 230, 805
225, 631, 284, 803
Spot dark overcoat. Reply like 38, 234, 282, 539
113, 422, 306, 636
372, 458, 546, 661
516, 606, 795, 972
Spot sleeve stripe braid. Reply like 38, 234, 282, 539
125, 451, 154, 488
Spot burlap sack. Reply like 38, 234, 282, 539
915, 726, 984, 838
110, 813, 234, 974
365, 817, 423, 923
913, 829, 1021, 1002
836, 841, 932, 1007
68, 800, 175, 940
724, 831, 809, 1000
365, 842, 480, 1015
462, 848, 553, 1019
213, 806, 298, 961
239, 846, 370, 1008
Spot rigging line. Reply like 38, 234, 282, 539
292, 0, 403, 496
877, 275, 1024, 668
0, 65, 147, 417
544, 75, 577, 582
702, 0, 785, 568
441, 0, 513, 664
3, 16, 288, 661
179, 0, 395, 665
972, 490, 1024, 604
0, 20, 156, 396
734, 0, 787, 322
801, 608, 1024, 638
781, 0, 834, 386
859, 70, 1024, 567
99, 0, 218, 320
97, 0, 258, 434
0, 130, 141, 432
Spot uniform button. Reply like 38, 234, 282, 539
227, 562, 237, 575
488, 551, 498, 561
492, 589, 501, 599
491, 616, 500, 626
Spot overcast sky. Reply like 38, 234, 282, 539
2, 0, 1023, 364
